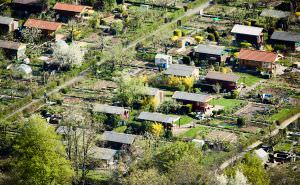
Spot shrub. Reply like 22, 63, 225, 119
214, 31, 220, 41
207, 33, 215, 41
171, 36, 179, 41
206, 26, 217, 33
231, 90, 239, 99
182, 30, 188, 36
273, 44, 286, 51
243, 21, 251, 26
237, 117, 245, 127
174, 29, 182, 37
240, 42, 252, 48
264, 45, 274, 52
182, 56, 191, 65
194, 36, 204, 43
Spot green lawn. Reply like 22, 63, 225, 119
179, 126, 212, 138
175, 115, 193, 125
274, 142, 293, 152
268, 107, 300, 123
209, 98, 245, 111
235, 72, 262, 86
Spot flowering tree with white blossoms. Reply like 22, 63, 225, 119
53, 42, 84, 68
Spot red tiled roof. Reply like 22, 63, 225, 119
53, 3, 87, 13
24, 19, 62, 31
238, 49, 278, 63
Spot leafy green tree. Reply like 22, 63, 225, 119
11, 116, 74, 185
123, 168, 169, 185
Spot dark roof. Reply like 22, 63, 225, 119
137, 112, 180, 124
24, 19, 62, 31
163, 64, 198, 77
93, 104, 128, 115
0, 16, 14, 25
238, 49, 278, 63
231, 24, 263, 36
12, 0, 42, 4
89, 147, 117, 161
205, 71, 240, 82
53, 3, 89, 13
172, 91, 212, 103
102, 131, 136, 145
270, 31, 300, 43
0, 40, 25, 50
260, 9, 290, 19
195, 44, 225, 55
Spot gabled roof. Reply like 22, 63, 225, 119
53, 3, 88, 13
24, 19, 62, 31
270, 31, 300, 43
172, 91, 212, 103
260, 9, 290, 19
89, 147, 117, 161
137, 112, 180, 124
238, 49, 278, 63
205, 71, 240, 82
0, 16, 14, 25
231, 24, 263, 36
102, 131, 136, 145
93, 104, 128, 115
195, 44, 225, 56
0, 40, 25, 50
163, 64, 198, 77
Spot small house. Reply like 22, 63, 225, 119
155, 53, 172, 68
172, 91, 212, 112
205, 71, 240, 91
231, 24, 264, 47
93, 104, 129, 119
0, 16, 19, 34
238, 49, 278, 73
0, 40, 26, 59
163, 64, 199, 79
137, 111, 180, 128
53, 3, 93, 22
11, 0, 48, 17
193, 44, 227, 64
102, 131, 136, 150
270, 31, 300, 51
89, 147, 118, 167
254, 148, 269, 164
24, 19, 62, 36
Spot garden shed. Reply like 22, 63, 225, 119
238, 49, 278, 73
205, 71, 240, 91
12, 0, 48, 16
89, 147, 118, 167
172, 91, 212, 112
231, 24, 264, 47
0, 16, 18, 33
0, 40, 26, 59
155, 53, 172, 68
53, 3, 93, 22
93, 104, 129, 119
24, 19, 62, 36
102, 131, 137, 149
163, 64, 199, 78
270, 31, 300, 51
193, 44, 227, 64
137, 111, 180, 128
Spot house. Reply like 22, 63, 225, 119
0, 16, 19, 34
254, 148, 269, 164
155, 53, 172, 68
102, 131, 137, 149
93, 104, 129, 119
53, 3, 93, 22
137, 111, 180, 128
231, 24, 264, 47
24, 19, 62, 36
205, 71, 240, 91
163, 64, 199, 78
172, 91, 212, 112
270, 31, 300, 51
238, 49, 278, 73
193, 44, 227, 64
142, 87, 164, 105
88, 147, 118, 167
0, 40, 26, 59
11, 0, 48, 17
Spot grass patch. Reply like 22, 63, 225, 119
209, 98, 245, 111
268, 107, 300, 123
179, 125, 212, 138
274, 142, 293, 152
236, 72, 262, 86
175, 115, 193, 125
113, 126, 127, 133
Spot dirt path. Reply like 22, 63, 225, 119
218, 113, 300, 172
